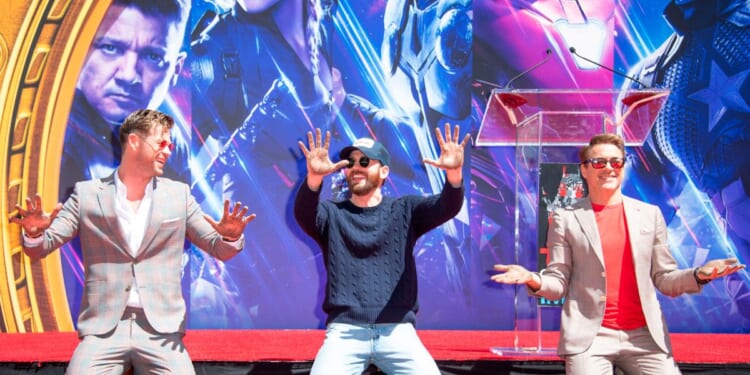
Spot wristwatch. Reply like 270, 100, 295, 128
693, 267, 711, 285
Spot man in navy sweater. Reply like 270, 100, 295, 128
294, 124, 470, 374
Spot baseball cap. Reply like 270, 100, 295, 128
339, 137, 390, 166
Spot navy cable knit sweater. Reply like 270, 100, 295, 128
294, 179, 465, 325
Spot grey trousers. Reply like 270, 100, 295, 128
66, 307, 195, 375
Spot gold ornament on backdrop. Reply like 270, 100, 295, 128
0, 0, 113, 333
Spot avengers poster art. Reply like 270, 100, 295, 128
471, 0, 618, 329
617, 0, 750, 332
472, 0, 750, 332
56, 0, 194, 327
184, 0, 476, 329
42, 0, 749, 333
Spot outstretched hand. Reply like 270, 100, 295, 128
423, 123, 472, 171
9, 194, 62, 238
695, 258, 745, 282
298, 128, 348, 177
490, 264, 541, 290
204, 200, 256, 242
424, 123, 471, 187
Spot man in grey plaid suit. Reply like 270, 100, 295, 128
11, 109, 256, 374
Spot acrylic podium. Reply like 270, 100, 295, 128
476, 88, 669, 356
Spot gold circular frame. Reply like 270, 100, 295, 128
0, 0, 112, 333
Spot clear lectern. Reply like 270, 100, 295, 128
476, 88, 669, 355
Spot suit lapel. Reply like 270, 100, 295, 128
573, 199, 605, 267
136, 178, 166, 257
97, 174, 130, 256
622, 197, 643, 267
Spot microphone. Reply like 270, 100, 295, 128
504, 49, 552, 89
568, 46, 649, 88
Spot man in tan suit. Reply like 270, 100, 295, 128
10, 109, 256, 374
490, 133, 744, 374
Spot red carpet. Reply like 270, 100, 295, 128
1, 330, 749, 364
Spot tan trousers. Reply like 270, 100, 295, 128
565, 326, 681, 375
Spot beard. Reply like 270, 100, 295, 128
347, 172, 380, 196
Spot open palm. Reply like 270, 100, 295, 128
9, 194, 62, 236
298, 128, 348, 177
424, 123, 471, 171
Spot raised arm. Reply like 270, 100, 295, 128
423, 123, 472, 188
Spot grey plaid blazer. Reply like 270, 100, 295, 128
23, 174, 243, 337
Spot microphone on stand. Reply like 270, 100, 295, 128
505, 49, 553, 89
568, 46, 649, 88
568, 47, 662, 112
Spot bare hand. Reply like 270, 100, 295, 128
696, 258, 746, 282
203, 200, 256, 241
490, 264, 540, 290
9, 194, 62, 237
298, 128, 348, 177
423, 123, 472, 171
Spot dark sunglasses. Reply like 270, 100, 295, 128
347, 156, 372, 168
136, 133, 175, 152
583, 157, 625, 169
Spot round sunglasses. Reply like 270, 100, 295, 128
346, 156, 375, 168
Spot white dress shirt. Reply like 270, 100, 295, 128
113, 171, 154, 308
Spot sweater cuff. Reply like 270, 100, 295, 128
301, 177, 323, 196
444, 180, 464, 194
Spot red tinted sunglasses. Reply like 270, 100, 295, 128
136, 133, 175, 152
584, 157, 625, 169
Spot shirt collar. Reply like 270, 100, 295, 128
114, 169, 155, 200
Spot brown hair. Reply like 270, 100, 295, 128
578, 133, 625, 163
119, 109, 174, 146
113, 0, 190, 29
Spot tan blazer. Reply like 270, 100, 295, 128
534, 196, 702, 355
24, 174, 243, 337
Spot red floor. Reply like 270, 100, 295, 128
2, 330, 749, 364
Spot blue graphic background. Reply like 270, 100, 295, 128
54, 0, 749, 332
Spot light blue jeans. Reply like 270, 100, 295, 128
310, 322, 440, 375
